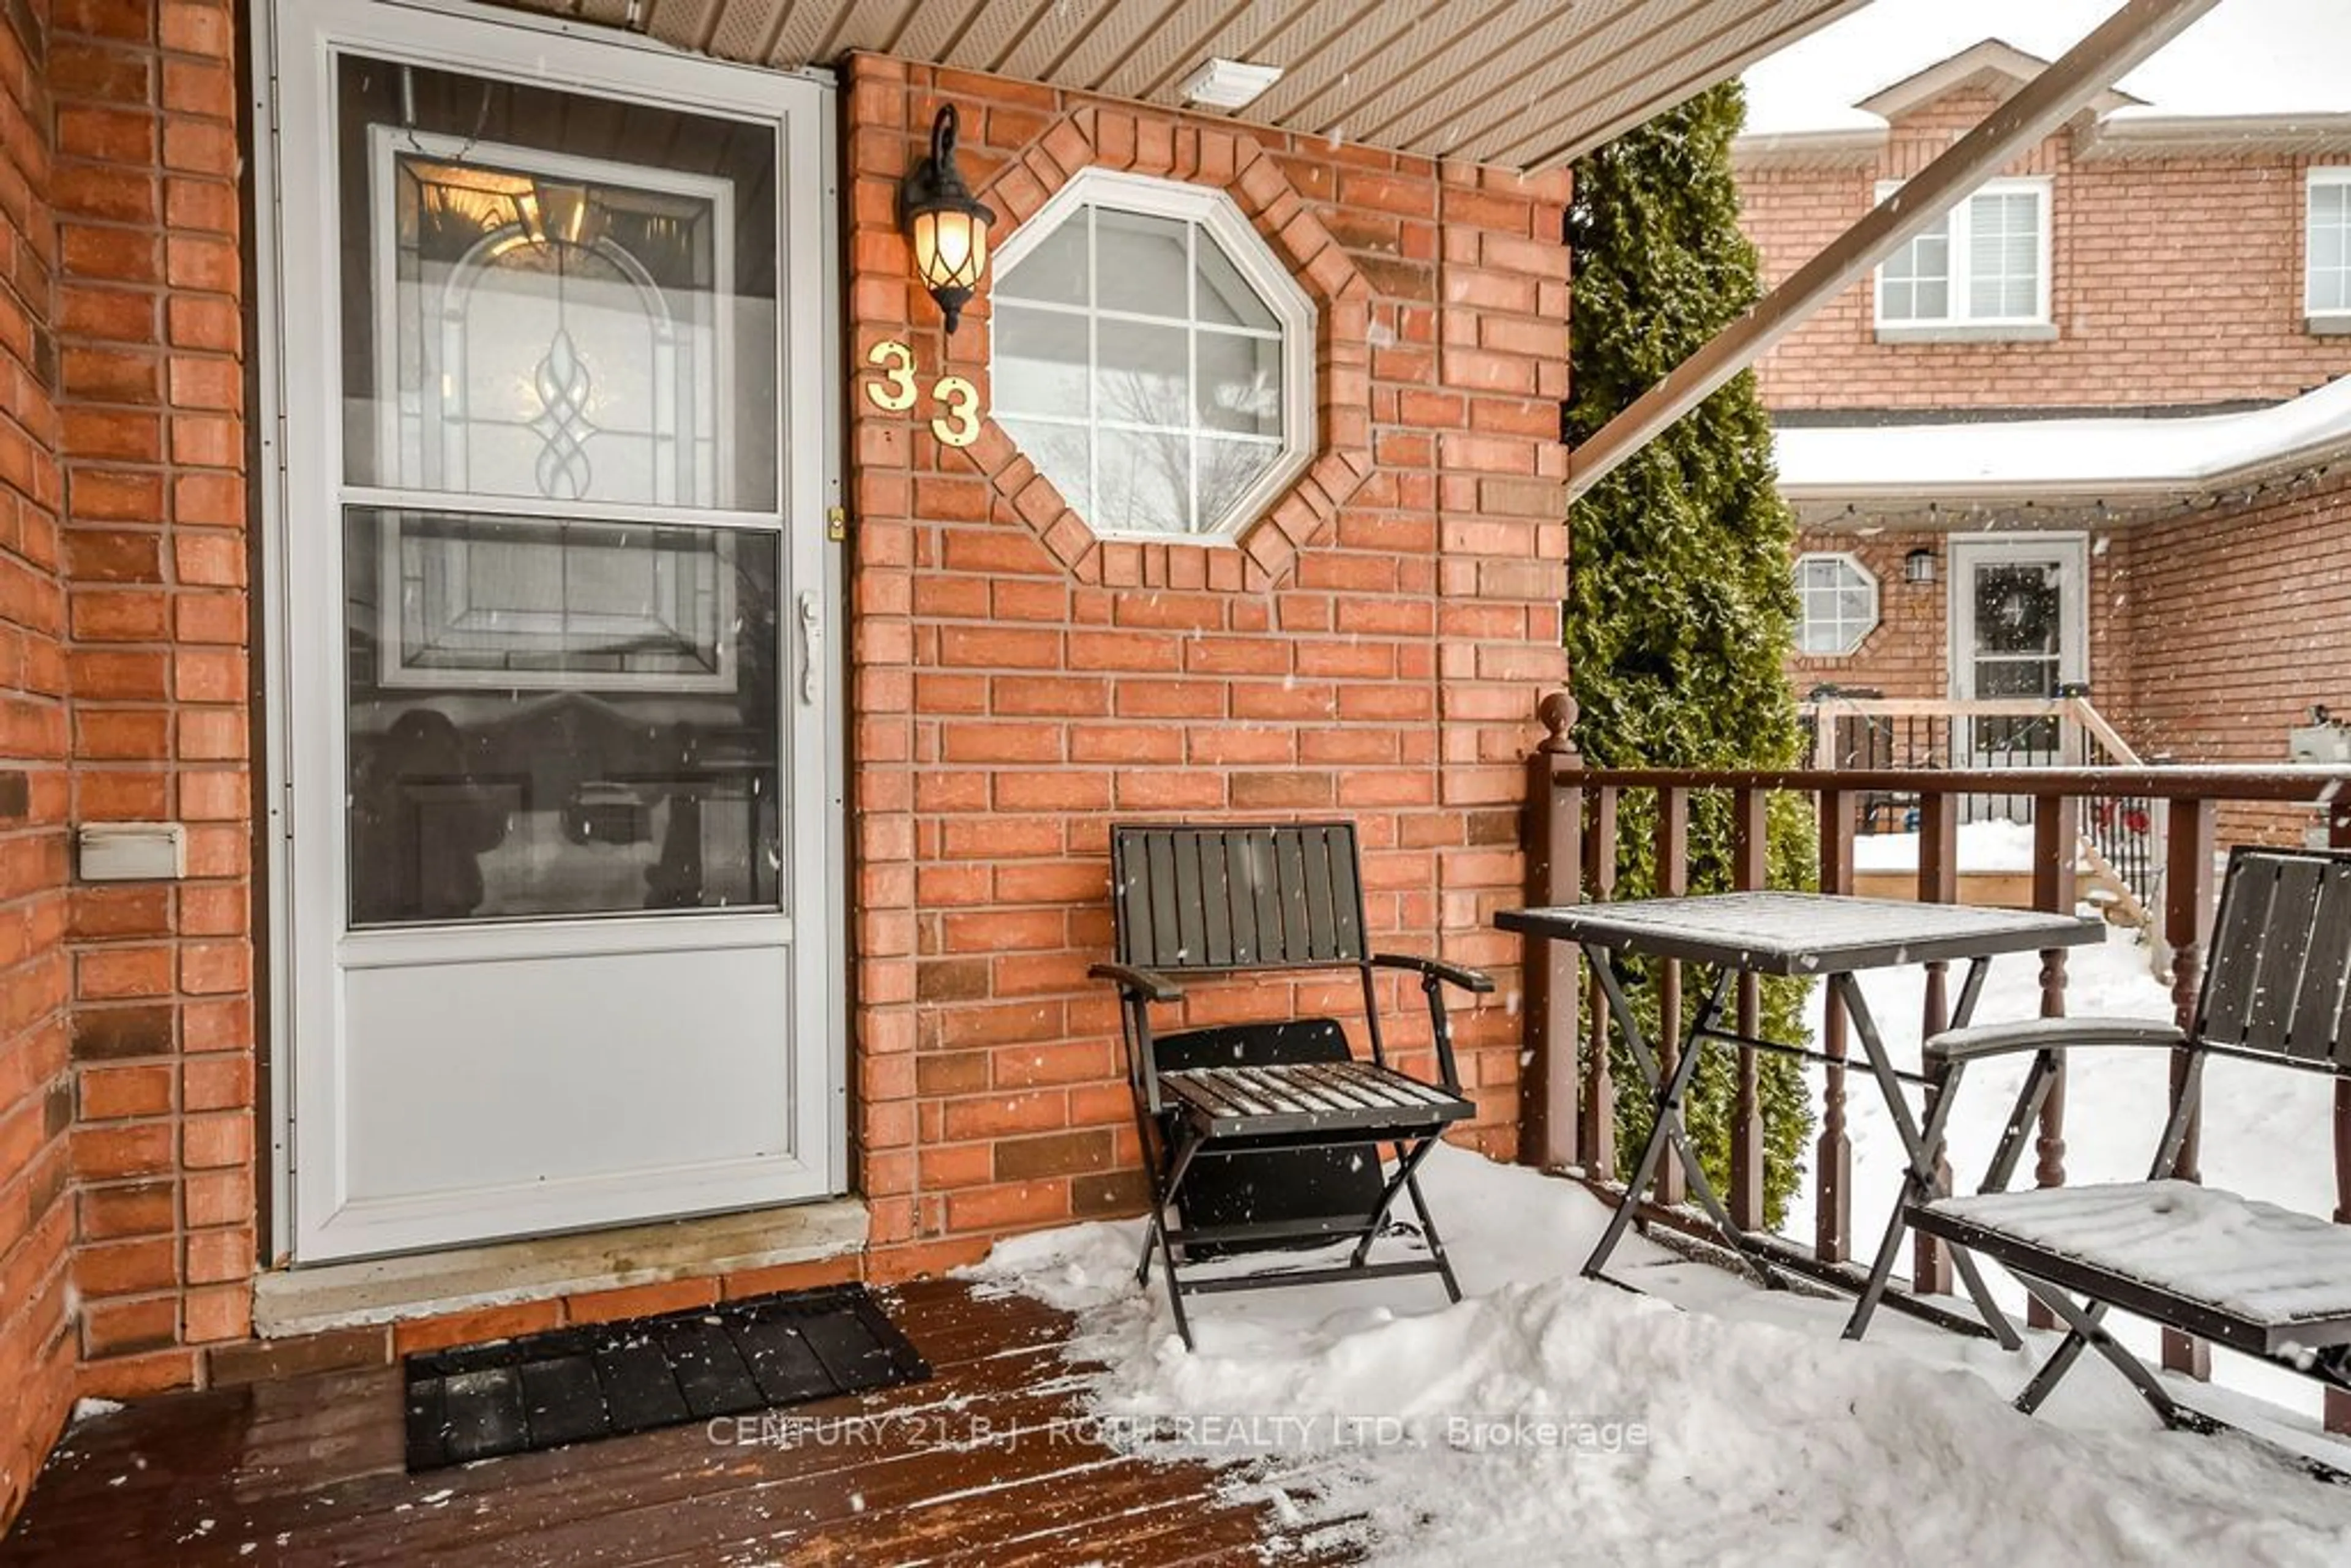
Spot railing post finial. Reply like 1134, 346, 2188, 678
1539, 690, 1582, 757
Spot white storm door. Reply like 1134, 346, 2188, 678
269, 0, 837, 1261
1949, 533, 2088, 768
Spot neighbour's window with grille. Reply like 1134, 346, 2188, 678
989, 168, 1318, 539
2308, 168, 2351, 328
1794, 553, 1879, 656
1873, 177, 2052, 335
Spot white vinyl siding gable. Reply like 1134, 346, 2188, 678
1874, 177, 2052, 337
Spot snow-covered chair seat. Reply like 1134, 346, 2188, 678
1905, 846, 2351, 1433
1918, 1180, 2351, 1357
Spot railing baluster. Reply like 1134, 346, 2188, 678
1654, 787, 1690, 1207
1914, 789, 1958, 1298
2336, 1074, 2351, 1437
2028, 794, 2080, 1330
1580, 786, 1620, 1179
1730, 788, 1768, 1232
2329, 797, 2351, 1435
2162, 798, 2217, 1383
1816, 786, 1856, 1262
1524, 692, 1584, 1171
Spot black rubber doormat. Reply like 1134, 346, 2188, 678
402, 1283, 929, 1470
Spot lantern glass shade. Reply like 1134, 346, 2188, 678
913, 205, 988, 295
1904, 547, 1937, 585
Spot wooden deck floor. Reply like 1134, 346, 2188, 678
0, 1279, 1355, 1567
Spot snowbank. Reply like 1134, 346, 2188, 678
970, 1141, 2351, 1564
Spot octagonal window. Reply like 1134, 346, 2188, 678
991, 168, 1316, 539
1795, 552, 1880, 656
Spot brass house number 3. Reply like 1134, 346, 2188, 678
863, 340, 980, 448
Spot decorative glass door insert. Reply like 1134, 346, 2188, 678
334, 55, 786, 929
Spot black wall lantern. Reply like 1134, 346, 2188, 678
1903, 546, 1938, 585
901, 105, 995, 334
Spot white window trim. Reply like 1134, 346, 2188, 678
989, 166, 1318, 542
1946, 533, 2090, 703
1873, 176, 2053, 339
2306, 167, 2351, 332
1794, 550, 1880, 658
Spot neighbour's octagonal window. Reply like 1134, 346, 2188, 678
1795, 553, 1879, 656
990, 168, 1316, 539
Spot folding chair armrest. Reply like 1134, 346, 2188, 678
1089, 962, 1186, 1003
1924, 1016, 2184, 1064
1370, 952, 1496, 994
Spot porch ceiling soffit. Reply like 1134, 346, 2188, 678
493, 0, 1869, 173
1562, 0, 2230, 503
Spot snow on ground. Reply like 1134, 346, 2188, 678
1850, 819, 2038, 874
1791, 921, 2341, 1420
969, 1138, 2351, 1566
963, 912, 2351, 1564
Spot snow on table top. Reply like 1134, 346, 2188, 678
1930, 1180, 2351, 1332
1500, 891, 2098, 973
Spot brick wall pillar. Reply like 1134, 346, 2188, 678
0, 0, 77, 1529
51, 0, 251, 1398
841, 56, 1569, 1273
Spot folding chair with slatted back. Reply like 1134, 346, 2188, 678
1090, 822, 1491, 1348
1903, 846, 2351, 1441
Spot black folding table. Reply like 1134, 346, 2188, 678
1496, 892, 2104, 1343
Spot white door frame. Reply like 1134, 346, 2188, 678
253, 0, 846, 1264
1946, 531, 2091, 700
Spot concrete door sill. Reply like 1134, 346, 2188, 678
252, 1198, 869, 1338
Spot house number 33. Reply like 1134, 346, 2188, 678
863, 340, 981, 448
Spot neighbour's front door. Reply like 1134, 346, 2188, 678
1949, 533, 2088, 768
270, 0, 838, 1261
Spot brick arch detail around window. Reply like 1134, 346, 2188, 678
955, 105, 1378, 591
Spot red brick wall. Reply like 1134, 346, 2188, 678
0, 0, 77, 1529
2110, 468, 2351, 841
842, 56, 1569, 1274
1788, 528, 2126, 715
1788, 532, 1946, 699
1752, 83, 2350, 835
1, 29, 1575, 1496
1741, 88, 2351, 411
49, 0, 252, 1400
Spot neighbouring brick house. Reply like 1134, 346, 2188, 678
0, 0, 1918, 1530
1738, 39, 2351, 786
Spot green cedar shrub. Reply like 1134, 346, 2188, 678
1564, 80, 1817, 1226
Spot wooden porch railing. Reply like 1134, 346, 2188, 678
1520, 692, 2351, 1428
1800, 689, 2168, 932
1801, 689, 2142, 773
